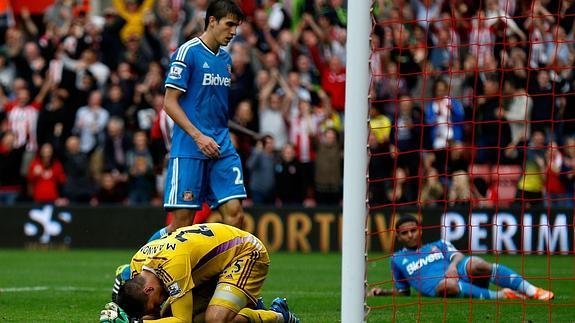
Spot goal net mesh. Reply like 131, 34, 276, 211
365, 0, 575, 321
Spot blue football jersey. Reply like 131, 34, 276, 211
165, 37, 235, 159
391, 240, 459, 297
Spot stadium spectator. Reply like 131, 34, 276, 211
314, 127, 342, 205
314, 88, 342, 135
319, 55, 346, 115
502, 78, 532, 150
469, 10, 496, 68
43, 0, 73, 29
0, 49, 15, 92
294, 53, 320, 94
247, 135, 277, 205
560, 136, 575, 206
230, 99, 258, 161
275, 143, 306, 206
369, 103, 391, 146
389, 24, 421, 90
0, 131, 23, 204
264, 0, 292, 37
368, 131, 393, 208
375, 60, 409, 117
446, 141, 471, 175
131, 62, 164, 125
228, 41, 256, 115
289, 99, 317, 199
3, 78, 50, 177
418, 167, 445, 206
100, 223, 299, 322
0, 0, 14, 45
103, 84, 129, 120
369, 214, 555, 301
448, 170, 480, 206
474, 75, 511, 164
424, 79, 465, 172
411, 0, 445, 30
112, 0, 156, 45
516, 130, 547, 208
258, 69, 291, 152
91, 171, 128, 205
389, 96, 422, 178
72, 90, 110, 156
528, 70, 556, 135
102, 117, 131, 181
1, 0, 575, 210
60, 135, 93, 204
62, 48, 111, 90
36, 87, 68, 148
543, 141, 567, 206
546, 24, 574, 72
26, 142, 66, 204
385, 165, 417, 206
285, 70, 312, 119
429, 26, 458, 72
126, 130, 155, 204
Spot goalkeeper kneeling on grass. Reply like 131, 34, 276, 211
370, 214, 554, 301
100, 223, 299, 323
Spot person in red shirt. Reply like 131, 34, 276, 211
27, 142, 66, 204
320, 55, 346, 113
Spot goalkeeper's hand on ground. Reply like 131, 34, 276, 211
99, 302, 142, 323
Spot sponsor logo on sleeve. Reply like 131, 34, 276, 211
169, 66, 183, 79
168, 282, 182, 297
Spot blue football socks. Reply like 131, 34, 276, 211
490, 264, 536, 297
457, 281, 499, 299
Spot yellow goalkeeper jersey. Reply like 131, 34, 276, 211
129, 223, 267, 303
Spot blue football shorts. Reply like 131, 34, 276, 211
163, 153, 247, 210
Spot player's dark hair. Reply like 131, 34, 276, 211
395, 214, 419, 231
116, 275, 147, 319
204, 0, 245, 30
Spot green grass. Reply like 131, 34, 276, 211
0, 250, 573, 322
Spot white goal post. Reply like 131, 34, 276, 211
341, 0, 371, 322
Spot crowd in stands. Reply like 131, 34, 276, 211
0, 0, 574, 209
369, 0, 575, 209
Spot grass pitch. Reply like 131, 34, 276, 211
0, 250, 572, 322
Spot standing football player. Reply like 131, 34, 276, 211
153, 0, 247, 241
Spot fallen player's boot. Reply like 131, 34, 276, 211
502, 288, 526, 300
270, 297, 300, 323
532, 287, 554, 301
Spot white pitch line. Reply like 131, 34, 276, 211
0, 286, 49, 292
0, 286, 107, 293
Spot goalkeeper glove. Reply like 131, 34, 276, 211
99, 302, 142, 323
112, 264, 131, 302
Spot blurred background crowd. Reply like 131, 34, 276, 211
0, 0, 574, 209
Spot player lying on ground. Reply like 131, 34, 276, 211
100, 223, 299, 323
370, 214, 554, 301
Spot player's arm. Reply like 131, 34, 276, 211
163, 87, 220, 158
442, 240, 464, 278
370, 259, 410, 297
369, 286, 411, 297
